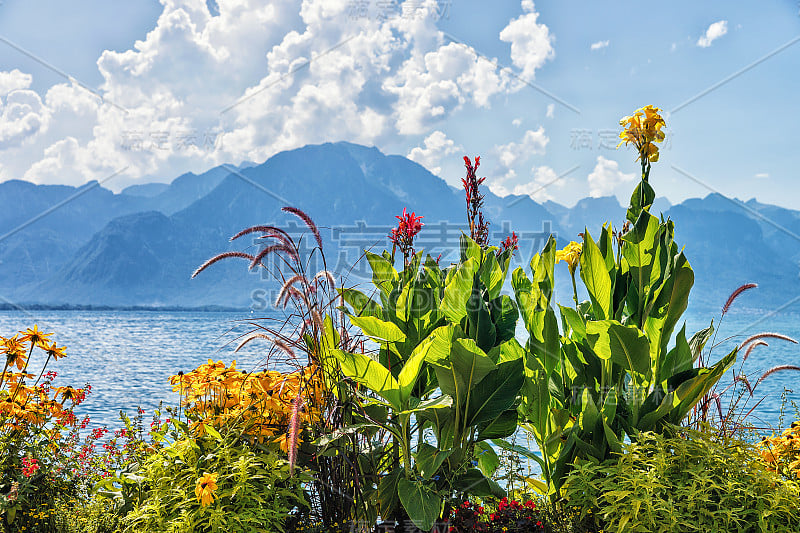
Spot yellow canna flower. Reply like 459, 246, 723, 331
195, 472, 218, 507
617, 105, 666, 165
556, 241, 583, 275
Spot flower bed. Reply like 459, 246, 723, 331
3, 106, 800, 533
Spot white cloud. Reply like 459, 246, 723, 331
0, 87, 49, 150
590, 40, 609, 51
488, 127, 549, 196
697, 20, 728, 48
754, 172, 769, 179
0, 69, 33, 97
545, 103, 554, 118
407, 130, 462, 175
512, 118, 522, 127
587, 156, 634, 197
499, 1, 555, 82
1, 0, 556, 189
512, 165, 561, 202
384, 41, 505, 135
495, 127, 548, 174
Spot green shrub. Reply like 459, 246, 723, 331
121, 422, 308, 533
50, 497, 121, 533
563, 427, 800, 532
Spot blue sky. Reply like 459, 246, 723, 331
0, 0, 798, 207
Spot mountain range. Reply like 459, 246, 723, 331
1, 141, 797, 314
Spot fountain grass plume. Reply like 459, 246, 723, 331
282, 206, 323, 250
192, 251, 255, 278
722, 283, 758, 315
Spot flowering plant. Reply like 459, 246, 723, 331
758, 421, 800, 480
448, 498, 547, 533
169, 360, 323, 450
462, 156, 490, 246
0, 327, 101, 530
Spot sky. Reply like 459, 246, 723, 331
0, 0, 798, 208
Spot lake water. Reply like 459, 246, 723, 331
2, 306, 799, 435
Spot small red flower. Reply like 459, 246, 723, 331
21, 457, 39, 477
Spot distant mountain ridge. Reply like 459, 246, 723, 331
1, 142, 797, 313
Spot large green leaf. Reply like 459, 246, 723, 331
479, 251, 505, 299
626, 179, 656, 223
441, 257, 479, 323
419, 324, 457, 367
579, 229, 612, 320
466, 358, 524, 426
476, 409, 518, 441
659, 325, 692, 383
415, 443, 452, 480
348, 315, 406, 343
513, 237, 556, 339
688, 322, 714, 364
377, 468, 403, 519
529, 306, 561, 376
490, 295, 519, 344
466, 280, 497, 352
559, 304, 586, 341
416, 405, 456, 449
474, 441, 501, 477
397, 347, 429, 405
668, 347, 737, 424
397, 478, 442, 531
578, 388, 599, 433
366, 251, 399, 298
643, 251, 693, 370
460, 233, 483, 263
519, 354, 551, 443
399, 395, 453, 418
637, 389, 676, 431
453, 468, 505, 498
437, 338, 496, 402
490, 337, 525, 364
339, 288, 383, 319
621, 212, 659, 318
585, 320, 651, 378
333, 349, 401, 410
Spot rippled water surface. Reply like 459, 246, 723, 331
2, 307, 799, 432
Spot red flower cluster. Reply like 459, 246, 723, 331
500, 232, 519, 256
449, 497, 545, 533
21, 456, 39, 477
389, 207, 424, 263
462, 156, 490, 247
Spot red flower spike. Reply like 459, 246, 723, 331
462, 155, 490, 246
389, 208, 424, 264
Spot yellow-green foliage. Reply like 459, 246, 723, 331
563, 427, 800, 532
122, 423, 308, 533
